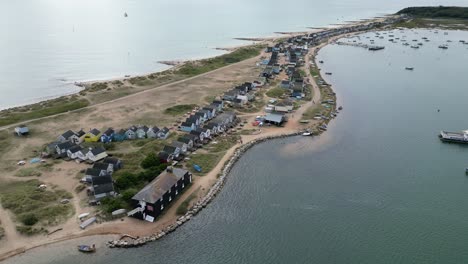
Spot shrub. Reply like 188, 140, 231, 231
101, 197, 127, 213
21, 213, 39, 226
121, 188, 138, 201
141, 153, 162, 169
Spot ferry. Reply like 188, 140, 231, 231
439, 130, 468, 143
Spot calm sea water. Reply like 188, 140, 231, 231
6, 29, 468, 264
1, 0, 468, 109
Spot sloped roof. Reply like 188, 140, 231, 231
92, 174, 113, 185
86, 168, 104, 177
137, 126, 149, 132
132, 168, 189, 204
90, 147, 106, 155
177, 137, 192, 144
149, 126, 160, 133
61, 130, 76, 139
163, 145, 177, 154
93, 162, 111, 171
57, 141, 75, 150
181, 122, 194, 127
103, 128, 114, 136
68, 145, 83, 153
76, 129, 86, 137
265, 113, 285, 123
103, 157, 121, 165
89, 128, 101, 135
93, 183, 115, 195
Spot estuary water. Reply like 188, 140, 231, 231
6, 29, 468, 264
1, 0, 468, 109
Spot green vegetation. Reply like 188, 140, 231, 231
128, 76, 152, 86
16, 225, 47, 236
0, 180, 73, 234
164, 104, 197, 116
100, 151, 168, 214
187, 153, 221, 176
176, 46, 263, 76
0, 99, 89, 127
397, 6, 468, 19
302, 104, 326, 120
393, 17, 468, 29
176, 187, 199, 215
206, 136, 240, 153
15, 168, 42, 177
266, 87, 288, 98
84, 82, 108, 93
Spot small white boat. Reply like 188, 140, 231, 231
302, 132, 312, 136
78, 244, 96, 253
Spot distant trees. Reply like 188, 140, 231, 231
397, 6, 468, 19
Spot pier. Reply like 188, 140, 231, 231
335, 41, 385, 50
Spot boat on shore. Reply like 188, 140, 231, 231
78, 244, 96, 253
439, 130, 468, 143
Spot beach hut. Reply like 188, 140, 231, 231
14, 125, 29, 136
84, 129, 101, 143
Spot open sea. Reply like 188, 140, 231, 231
6, 25, 468, 263
1, 0, 467, 109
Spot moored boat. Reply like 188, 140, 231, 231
439, 130, 468, 144
78, 244, 96, 253
405, 67, 414, 70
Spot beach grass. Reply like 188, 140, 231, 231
205, 136, 240, 153
164, 104, 197, 116
187, 153, 222, 176
0, 179, 74, 234
266, 87, 288, 98
15, 168, 42, 177
175, 46, 263, 77
393, 18, 468, 30
0, 99, 89, 127
176, 186, 200, 215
